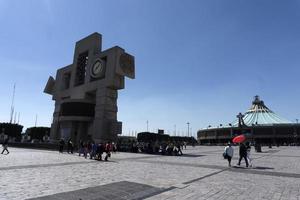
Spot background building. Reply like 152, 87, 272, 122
198, 96, 300, 145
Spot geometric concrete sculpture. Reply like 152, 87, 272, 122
44, 32, 135, 143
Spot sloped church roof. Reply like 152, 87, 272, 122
232, 96, 292, 126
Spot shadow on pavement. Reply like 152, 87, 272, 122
232, 166, 274, 170
180, 154, 205, 158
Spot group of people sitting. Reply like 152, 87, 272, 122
131, 141, 186, 156
58, 139, 116, 161
223, 141, 252, 167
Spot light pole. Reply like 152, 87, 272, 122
187, 122, 190, 137
174, 124, 176, 136
146, 120, 149, 132
35, 114, 38, 127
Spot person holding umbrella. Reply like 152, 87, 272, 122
237, 143, 249, 167
233, 134, 249, 167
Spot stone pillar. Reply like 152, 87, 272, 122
50, 101, 61, 141
92, 87, 118, 142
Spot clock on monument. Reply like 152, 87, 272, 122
90, 59, 105, 79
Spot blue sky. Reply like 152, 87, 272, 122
0, 0, 299, 137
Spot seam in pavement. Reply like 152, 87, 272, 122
132, 159, 300, 179
0, 161, 95, 171
148, 169, 229, 199
136, 186, 177, 200
183, 169, 229, 184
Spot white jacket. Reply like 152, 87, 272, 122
224, 146, 234, 157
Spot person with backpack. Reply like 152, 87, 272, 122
224, 142, 234, 167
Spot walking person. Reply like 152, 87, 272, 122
90, 142, 97, 159
78, 140, 84, 156
67, 138, 73, 154
1, 138, 9, 155
176, 143, 183, 155
112, 142, 117, 153
246, 142, 252, 167
96, 143, 104, 161
237, 143, 249, 167
104, 142, 112, 161
59, 138, 65, 153
83, 142, 88, 159
224, 142, 234, 167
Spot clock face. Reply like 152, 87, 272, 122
90, 59, 105, 78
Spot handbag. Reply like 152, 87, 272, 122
223, 152, 228, 159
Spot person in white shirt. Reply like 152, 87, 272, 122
246, 142, 252, 167
224, 142, 234, 167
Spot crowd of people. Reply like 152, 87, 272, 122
130, 141, 186, 156
2, 135, 257, 169
58, 139, 117, 161
223, 142, 252, 167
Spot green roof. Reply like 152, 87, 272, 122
232, 96, 292, 126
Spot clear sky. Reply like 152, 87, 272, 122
0, 0, 299, 137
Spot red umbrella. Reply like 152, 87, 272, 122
232, 134, 246, 143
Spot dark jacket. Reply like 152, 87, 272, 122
239, 144, 247, 156
3, 138, 9, 145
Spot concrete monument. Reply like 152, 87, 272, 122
44, 33, 135, 143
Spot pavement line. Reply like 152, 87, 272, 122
132, 159, 300, 179
183, 169, 228, 184
148, 169, 229, 198
268, 155, 300, 158
0, 161, 95, 171
130, 159, 226, 170
137, 186, 177, 200
228, 168, 300, 178
117, 155, 165, 161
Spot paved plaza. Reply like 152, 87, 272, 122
1, 146, 300, 200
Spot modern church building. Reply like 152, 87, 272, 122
197, 96, 300, 145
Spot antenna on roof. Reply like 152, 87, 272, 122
9, 83, 16, 123
17, 112, 20, 124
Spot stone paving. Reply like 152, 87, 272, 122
1, 146, 300, 199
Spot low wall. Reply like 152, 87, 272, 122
9, 142, 59, 151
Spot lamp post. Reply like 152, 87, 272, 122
35, 114, 38, 127
174, 124, 176, 136
187, 122, 190, 137
146, 120, 149, 132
